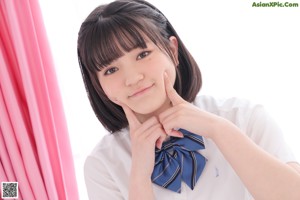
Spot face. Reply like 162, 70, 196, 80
97, 37, 178, 122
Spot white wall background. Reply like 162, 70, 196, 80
39, 0, 300, 199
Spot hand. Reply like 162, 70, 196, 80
159, 73, 220, 139
121, 103, 166, 178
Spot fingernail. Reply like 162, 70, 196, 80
173, 131, 184, 138
158, 142, 162, 149
178, 133, 184, 138
156, 140, 162, 149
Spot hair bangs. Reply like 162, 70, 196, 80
87, 16, 151, 71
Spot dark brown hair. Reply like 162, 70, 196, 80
77, 0, 202, 133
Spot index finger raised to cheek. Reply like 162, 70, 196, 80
164, 72, 184, 106
120, 103, 141, 130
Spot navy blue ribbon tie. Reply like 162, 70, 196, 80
151, 129, 206, 193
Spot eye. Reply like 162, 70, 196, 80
104, 67, 119, 75
137, 51, 151, 60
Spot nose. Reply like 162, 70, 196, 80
125, 70, 144, 86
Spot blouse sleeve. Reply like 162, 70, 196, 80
246, 104, 295, 163
84, 156, 125, 200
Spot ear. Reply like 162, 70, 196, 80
169, 36, 179, 66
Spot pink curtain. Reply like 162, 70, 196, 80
0, 0, 78, 199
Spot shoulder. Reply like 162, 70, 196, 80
87, 128, 130, 160
194, 95, 261, 118
194, 95, 270, 134
84, 128, 131, 172
194, 96, 295, 162
84, 129, 131, 199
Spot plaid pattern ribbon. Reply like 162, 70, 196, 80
151, 129, 206, 193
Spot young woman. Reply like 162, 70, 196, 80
77, 0, 300, 199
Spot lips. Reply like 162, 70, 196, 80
129, 84, 154, 98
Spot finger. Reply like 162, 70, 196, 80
120, 103, 141, 129
155, 132, 167, 149
160, 110, 182, 134
149, 128, 167, 149
136, 117, 160, 134
164, 73, 184, 106
159, 104, 179, 123
129, 117, 161, 142
168, 129, 184, 138
142, 122, 165, 147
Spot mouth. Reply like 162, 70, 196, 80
129, 84, 154, 98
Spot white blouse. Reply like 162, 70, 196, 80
84, 95, 296, 200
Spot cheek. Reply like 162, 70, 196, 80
99, 79, 122, 103
165, 65, 176, 85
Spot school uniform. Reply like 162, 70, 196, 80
84, 95, 296, 200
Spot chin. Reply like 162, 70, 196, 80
133, 104, 160, 115
131, 97, 168, 116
